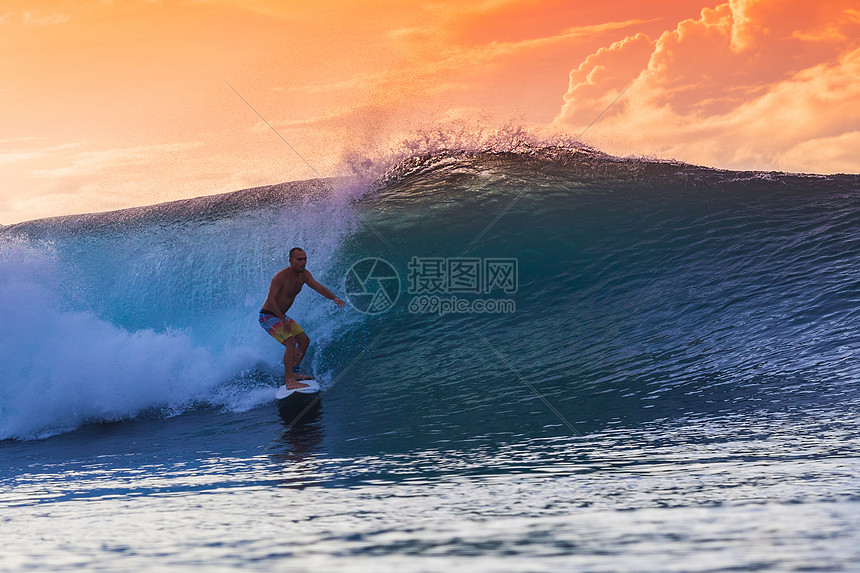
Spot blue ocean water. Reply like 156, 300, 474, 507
2, 145, 860, 571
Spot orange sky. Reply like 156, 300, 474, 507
1, 0, 859, 223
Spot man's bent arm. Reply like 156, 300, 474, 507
305, 272, 344, 305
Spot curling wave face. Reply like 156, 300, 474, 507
2, 144, 859, 440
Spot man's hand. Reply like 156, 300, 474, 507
333, 297, 346, 308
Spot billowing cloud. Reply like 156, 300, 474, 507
3, 0, 859, 223
555, 0, 860, 173
558, 33, 654, 130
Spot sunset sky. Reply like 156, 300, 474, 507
1, 0, 859, 223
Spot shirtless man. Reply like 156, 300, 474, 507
259, 247, 345, 389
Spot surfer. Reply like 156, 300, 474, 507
260, 247, 346, 389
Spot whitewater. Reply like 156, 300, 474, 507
2, 144, 860, 571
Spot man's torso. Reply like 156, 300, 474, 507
265, 268, 305, 314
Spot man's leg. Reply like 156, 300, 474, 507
283, 339, 308, 389
293, 332, 311, 379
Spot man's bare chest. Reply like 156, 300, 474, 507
279, 278, 305, 298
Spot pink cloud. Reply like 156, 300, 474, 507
559, 33, 653, 129
554, 0, 860, 173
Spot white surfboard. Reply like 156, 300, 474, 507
275, 379, 320, 400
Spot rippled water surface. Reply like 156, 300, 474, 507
3, 395, 860, 572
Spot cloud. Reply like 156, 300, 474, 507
269, 13, 653, 164
554, 0, 860, 173
0, 10, 73, 25
558, 33, 654, 128
284, 16, 649, 101
779, 131, 860, 174
718, 47, 860, 168
23, 11, 70, 25
0, 141, 245, 224
0, 137, 40, 145
30, 142, 205, 179
0, 142, 83, 166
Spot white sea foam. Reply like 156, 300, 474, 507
0, 241, 262, 439
0, 182, 361, 440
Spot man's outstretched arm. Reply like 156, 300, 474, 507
305, 272, 346, 307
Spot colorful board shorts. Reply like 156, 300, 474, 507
259, 311, 304, 345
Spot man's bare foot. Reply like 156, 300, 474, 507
285, 380, 310, 390
294, 372, 313, 381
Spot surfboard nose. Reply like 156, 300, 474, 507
277, 391, 322, 425
276, 379, 322, 423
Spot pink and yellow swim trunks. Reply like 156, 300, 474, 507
259, 310, 304, 345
